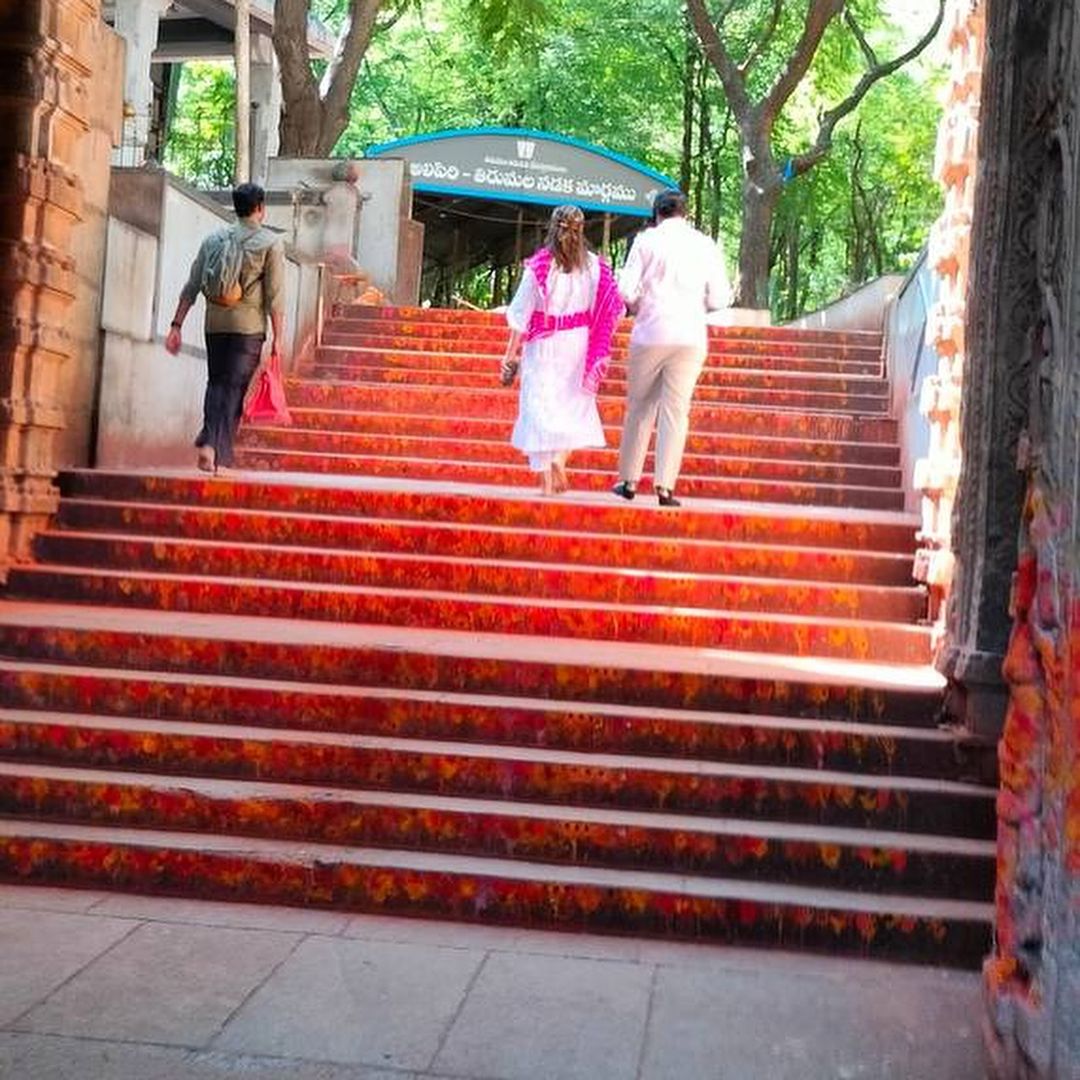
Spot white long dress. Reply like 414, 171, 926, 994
506, 253, 607, 472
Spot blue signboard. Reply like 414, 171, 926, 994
366, 127, 678, 217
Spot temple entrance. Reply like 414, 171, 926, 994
364, 127, 678, 305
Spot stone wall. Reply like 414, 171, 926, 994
785, 275, 904, 334
961, 1, 1080, 1076
883, 258, 939, 516
266, 157, 420, 305
916, 0, 986, 654
58, 15, 123, 468
0, 0, 108, 579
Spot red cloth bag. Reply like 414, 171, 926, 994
243, 351, 292, 425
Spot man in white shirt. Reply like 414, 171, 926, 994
614, 191, 731, 507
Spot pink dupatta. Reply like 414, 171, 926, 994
522, 247, 624, 395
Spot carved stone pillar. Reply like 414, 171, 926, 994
915, 1, 985, 638
939, 0, 1042, 738
971, 1, 1080, 1076
0, 0, 98, 578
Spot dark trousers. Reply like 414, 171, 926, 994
196, 332, 264, 467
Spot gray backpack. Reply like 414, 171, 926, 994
200, 225, 246, 307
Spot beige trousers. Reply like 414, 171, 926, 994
617, 343, 707, 491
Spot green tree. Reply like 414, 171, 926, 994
770, 70, 943, 318
686, 0, 944, 308
165, 0, 946, 318
163, 62, 236, 188
273, 0, 395, 156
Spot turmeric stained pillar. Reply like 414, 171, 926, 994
0, 0, 100, 578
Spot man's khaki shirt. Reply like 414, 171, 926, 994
181, 220, 285, 336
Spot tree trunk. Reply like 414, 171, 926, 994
736, 157, 780, 310
313, 108, 350, 156
785, 218, 801, 321
277, 97, 357, 158
679, 29, 697, 194
279, 96, 325, 156
708, 109, 731, 239
274, 0, 382, 157
278, 80, 357, 158
693, 61, 708, 227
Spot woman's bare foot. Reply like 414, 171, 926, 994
551, 460, 569, 493
196, 446, 215, 473
539, 470, 555, 496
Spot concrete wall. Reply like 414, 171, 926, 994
883, 257, 937, 514
56, 18, 125, 468
96, 170, 322, 469
266, 157, 419, 303
785, 275, 905, 333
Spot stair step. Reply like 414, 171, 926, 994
0, 305, 988, 967
0, 660, 973, 777
284, 382, 900, 436
292, 374, 892, 415
316, 339, 885, 375
235, 429, 903, 489
0, 603, 945, 721
278, 410, 902, 466
6, 565, 933, 662
0, 759, 995, 899
55, 500, 919, 585
0, 819, 991, 966
57, 472, 920, 552
34, 532, 924, 622
332, 307, 885, 348
310, 353, 890, 396
0, 710, 992, 836
232, 449, 906, 510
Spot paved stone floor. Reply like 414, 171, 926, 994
0, 885, 986, 1079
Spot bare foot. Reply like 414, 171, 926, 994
551, 460, 569, 493
539, 470, 555, 496
196, 446, 215, 473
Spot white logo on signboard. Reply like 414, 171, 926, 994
516, 140, 537, 161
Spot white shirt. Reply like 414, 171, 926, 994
617, 217, 731, 349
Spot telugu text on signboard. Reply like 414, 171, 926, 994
366, 129, 676, 217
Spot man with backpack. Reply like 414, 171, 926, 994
165, 182, 285, 473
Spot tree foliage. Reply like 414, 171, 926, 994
166, 0, 946, 318
163, 62, 236, 188
686, 0, 944, 307
273, 0, 390, 156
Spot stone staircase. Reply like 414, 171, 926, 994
0, 307, 995, 966
242, 310, 905, 509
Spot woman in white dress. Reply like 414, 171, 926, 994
500, 205, 624, 496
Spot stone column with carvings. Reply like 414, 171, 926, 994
941, 0, 1056, 739
936, 0, 1080, 1073
0, 0, 98, 579
980, 4, 1080, 1076
914, 0, 985, 654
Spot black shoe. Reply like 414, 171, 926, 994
613, 481, 637, 501
656, 487, 681, 508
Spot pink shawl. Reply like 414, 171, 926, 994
522, 247, 625, 395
